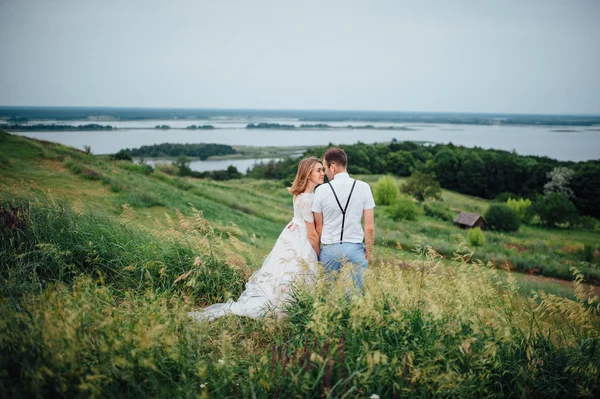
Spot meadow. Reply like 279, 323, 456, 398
1, 130, 599, 397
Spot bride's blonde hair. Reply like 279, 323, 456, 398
288, 157, 322, 196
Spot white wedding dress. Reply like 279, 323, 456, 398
188, 193, 318, 322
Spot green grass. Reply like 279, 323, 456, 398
1, 131, 600, 397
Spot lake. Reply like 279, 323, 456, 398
6, 119, 600, 172
141, 157, 282, 173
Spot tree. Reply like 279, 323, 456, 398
544, 167, 575, 199
114, 149, 132, 162
456, 151, 487, 196
484, 204, 520, 232
571, 163, 600, 218
400, 171, 441, 202
531, 192, 578, 228
506, 197, 533, 224
385, 151, 415, 177
374, 176, 400, 206
173, 156, 192, 176
430, 149, 459, 189
226, 165, 242, 179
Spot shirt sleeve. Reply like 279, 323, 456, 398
363, 183, 376, 209
297, 195, 315, 222
311, 187, 323, 213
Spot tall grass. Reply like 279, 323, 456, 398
1, 190, 599, 397
0, 186, 253, 304
2, 132, 600, 397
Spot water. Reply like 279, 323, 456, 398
7, 120, 600, 166
142, 157, 281, 173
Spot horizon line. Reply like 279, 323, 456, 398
0, 105, 599, 118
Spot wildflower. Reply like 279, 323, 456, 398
370, 395, 380, 399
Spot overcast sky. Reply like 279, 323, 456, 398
1, 0, 599, 114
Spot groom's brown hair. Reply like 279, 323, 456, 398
323, 147, 347, 168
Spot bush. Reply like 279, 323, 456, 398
484, 204, 520, 232
577, 244, 597, 263
506, 197, 533, 224
494, 192, 514, 203
467, 227, 485, 247
578, 216, 599, 230
531, 193, 578, 228
400, 171, 441, 202
374, 176, 400, 206
113, 149, 133, 162
64, 159, 83, 175
154, 162, 178, 176
173, 156, 193, 177
386, 196, 420, 221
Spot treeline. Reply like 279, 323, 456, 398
122, 143, 236, 160
186, 125, 215, 129
247, 141, 600, 218
299, 124, 332, 128
3, 123, 114, 131
246, 123, 295, 129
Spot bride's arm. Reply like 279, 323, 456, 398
305, 221, 320, 256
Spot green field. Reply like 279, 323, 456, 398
1, 131, 599, 397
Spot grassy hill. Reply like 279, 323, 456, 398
1, 131, 599, 397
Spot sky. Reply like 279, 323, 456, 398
0, 0, 599, 114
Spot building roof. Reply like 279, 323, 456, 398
454, 211, 484, 226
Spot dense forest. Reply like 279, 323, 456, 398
246, 141, 600, 218
122, 143, 236, 160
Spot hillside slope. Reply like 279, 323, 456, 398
1, 131, 600, 397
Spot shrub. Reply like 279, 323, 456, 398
386, 196, 420, 221
484, 204, 520, 232
467, 227, 485, 247
494, 192, 514, 203
506, 197, 533, 224
173, 156, 193, 177
154, 162, 178, 176
400, 171, 441, 202
113, 149, 132, 161
576, 244, 597, 263
531, 193, 578, 228
374, 176, 400, 206
64, 159, 83, 175
578, 216, 599, 230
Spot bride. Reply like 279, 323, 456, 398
188, 157, 325, 322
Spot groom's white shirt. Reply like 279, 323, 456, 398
312, 172, 375, 245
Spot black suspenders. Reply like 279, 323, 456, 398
328, 180, 357, 243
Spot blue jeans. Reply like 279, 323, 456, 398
319, 242, 368, 290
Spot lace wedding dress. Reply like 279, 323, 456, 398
188, 193, 318, 322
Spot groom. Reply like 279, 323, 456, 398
312, 147, 375, 290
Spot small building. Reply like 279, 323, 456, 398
454, 211, 486, 230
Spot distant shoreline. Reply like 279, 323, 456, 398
1, 106, 599, 127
